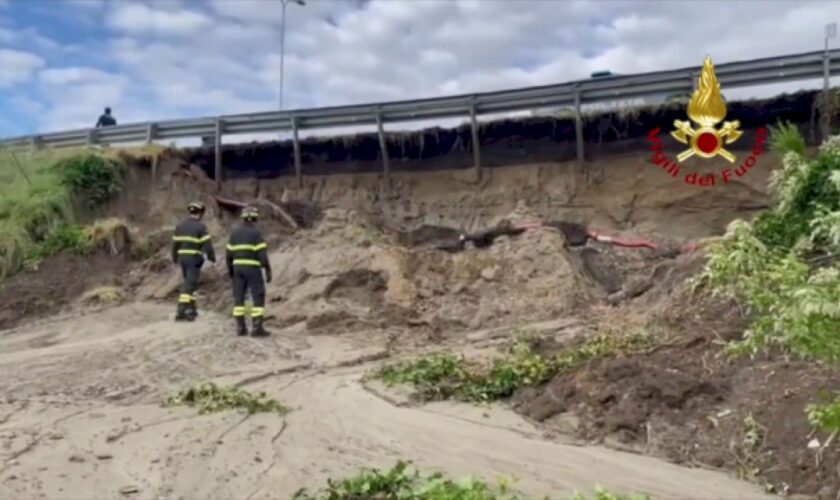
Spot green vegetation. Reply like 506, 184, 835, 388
292, 461, 648, 500
165, 382, 289, 416
700, 123, 840, 362
699, 123, 840, 435
0, 148, 127, 279
806, 394, 840, 434
372, 332, 652, 403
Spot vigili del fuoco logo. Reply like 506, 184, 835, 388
647, 56, 768, 187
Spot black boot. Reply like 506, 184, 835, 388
175, 303, 189, 322
250, 317, 269, 337
235, 317, 248, 336
185, 302, 197, 322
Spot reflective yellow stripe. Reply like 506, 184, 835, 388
178, 249, 202, 255
251, 307, 264, 317
233, 259, 262, 267
179, 294, 194, 303
233, 306, 246, 317
227, 243, 267, 252
174, 235, 210, 243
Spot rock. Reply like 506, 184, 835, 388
118, 485, 140, 496
68, 455, 85, 463
95, 453, 113, 460
480, 266, 500, 281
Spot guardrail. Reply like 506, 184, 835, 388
2, 48, 839, 188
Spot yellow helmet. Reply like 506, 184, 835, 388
241, 207, 259, 221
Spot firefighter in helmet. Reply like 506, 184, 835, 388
171, 201, 216, 321
226, 206, 272, 336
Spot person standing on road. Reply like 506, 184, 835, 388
171, 201, 216, 321
96, 107, 117, 128
226, 207, 272, 337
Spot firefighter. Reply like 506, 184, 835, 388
226, 206, 272, 337
171, 201, 216, 321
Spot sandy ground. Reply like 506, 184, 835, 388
0, 303, 771, 500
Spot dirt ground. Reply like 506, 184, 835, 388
0, 303, 770, 500
0, 153, 836, 499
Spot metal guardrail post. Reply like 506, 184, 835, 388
146, 123, 156, 144
214, 119, 223, 192
375, 112, 390, 182
574, 87, 585, 165
469, 99, 482, 180
87, 129, 96, 147
291, 116, 303, 188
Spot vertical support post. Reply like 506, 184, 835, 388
574, 88, 585, 167
291, 116, 303, 188
87, 129, 96, 147
146, 123, 156, 144
823, 47, 832, 142
214, 119, 223, 192
469, 100, 482, 181
376, 112, 390, 182
30, 136, 41, 152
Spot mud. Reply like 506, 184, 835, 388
0, 304, 770, 500
515, 285, 840, 497
0, 252, 131, 331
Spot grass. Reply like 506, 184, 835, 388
0, 148, 128, 279
806, 393, 840, 434
291, 461, 648, 500
164, 381, 289, 416
371, 332, 652, 403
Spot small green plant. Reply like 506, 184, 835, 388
806, 394, 840, 434
165, 382, 289, 415
291, 461, 527, 499
54, 153, 125, 210
769, 121, 806, 157
25, 224, 91, 264
373, 332, 651, 404
569, 486, 649, 500
292, 461, 647, 500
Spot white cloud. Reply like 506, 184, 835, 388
0, 49, 45, 87
40, 67, 117, 86
9, 0, 840, 139
106, 2, 212, 36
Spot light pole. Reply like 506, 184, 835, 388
823, 22, 837, 140
280, 0, 305, 111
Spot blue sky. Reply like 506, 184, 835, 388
1, 0, 840, 141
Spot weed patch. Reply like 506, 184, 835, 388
806, 393, 840, 434
372, 333, 652, 403
165, 382, 289, 415
0, 149, 127, 279
291, 461, 648, 500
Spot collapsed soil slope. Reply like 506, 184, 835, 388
1, 141, 832, 498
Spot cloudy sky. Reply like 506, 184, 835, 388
0, 0, 839, 141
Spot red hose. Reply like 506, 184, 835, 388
587, 230, 660, 250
